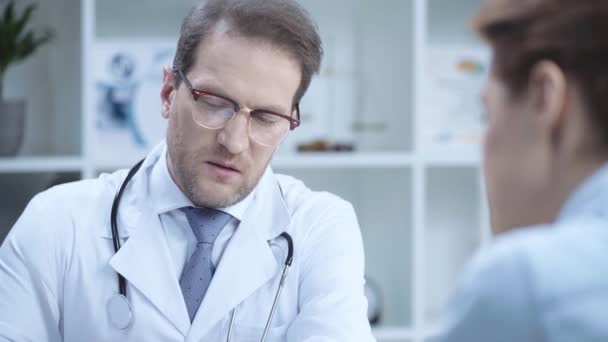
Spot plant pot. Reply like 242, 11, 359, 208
0, 99, 26, 156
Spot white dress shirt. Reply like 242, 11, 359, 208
147, 144, 256, 279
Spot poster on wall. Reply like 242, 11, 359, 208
421, 47, 490, 156
92, 40, 175, 167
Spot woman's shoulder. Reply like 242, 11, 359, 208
468, 220, 608, 308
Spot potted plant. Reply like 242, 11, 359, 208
0, 1, 53, 156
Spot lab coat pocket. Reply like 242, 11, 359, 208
231, 322, 290, 342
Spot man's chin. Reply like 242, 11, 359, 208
194, 182, 247, 209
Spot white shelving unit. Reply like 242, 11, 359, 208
0, 0, 488, 340
272, 152, 415, 169
0, 156, 82, 173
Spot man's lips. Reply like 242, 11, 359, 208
206, 161, 241, 173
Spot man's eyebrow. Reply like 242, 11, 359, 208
192, 79, 291, 114
254, 103, 291, 115
190, 79, 231, 98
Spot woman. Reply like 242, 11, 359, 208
435, 1, 608, 341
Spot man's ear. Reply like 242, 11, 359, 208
527, 60, 568, 143
161, 65, 176, 119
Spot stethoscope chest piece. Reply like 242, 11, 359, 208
107, 293, 134, 330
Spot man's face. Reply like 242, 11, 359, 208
161, 29, 301, 208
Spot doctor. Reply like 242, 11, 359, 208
434, 0, 608, 341
0, 0, 374, 341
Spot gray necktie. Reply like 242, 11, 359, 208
180, 207, 232, 322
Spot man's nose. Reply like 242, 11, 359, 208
217, 110, 251, 155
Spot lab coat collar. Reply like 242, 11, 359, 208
186, 166, 292, 341
557, 161, 608, 223
109, 202, 191, 336
245, 165, 292, 241
99, 141, 260, 239
106, 143, 292, 339
97, 143, 164, 239
107, 144, 191, 336
149, 142, 193, 214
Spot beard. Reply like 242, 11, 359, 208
165, 121, 265, 209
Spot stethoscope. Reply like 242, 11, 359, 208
107, 159, 294, 342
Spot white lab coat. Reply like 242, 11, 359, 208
0, 145, 375, 341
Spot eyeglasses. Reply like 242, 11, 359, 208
175, 69, 300, 147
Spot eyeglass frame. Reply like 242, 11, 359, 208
175, 69, 301, 132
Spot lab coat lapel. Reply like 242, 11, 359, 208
108, 175, 190, 336
187, 169, 291, 341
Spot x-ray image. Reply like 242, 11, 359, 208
97, 52, 146, 146
92, 41, 174, 166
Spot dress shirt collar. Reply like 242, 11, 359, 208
558, 161, 608, 223
149, 141, 256, 221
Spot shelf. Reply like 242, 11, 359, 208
0, 156, 83, 173
93, 149, 485, 170
420, 148, 481, 166
372, 326, 416, 341
91, 152, 415, 172
272, 152, 414, 169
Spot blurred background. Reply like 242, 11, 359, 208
0, 0, 489, 340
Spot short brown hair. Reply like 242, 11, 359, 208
173, 0, 323, 105
474, 0, 608, 144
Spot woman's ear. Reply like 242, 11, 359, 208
161, 65, 176, 119
527, 61, 568, 143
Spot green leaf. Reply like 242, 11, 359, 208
3, 2, 15, 26
0, 26, 16, 70
15, 4, 36, 38
0, 0, 53, 71
22, 30, 53, 61
16, 31, 35, 60
37, 29, 54, 46
0, 26, 7, 52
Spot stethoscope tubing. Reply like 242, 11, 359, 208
226, 232, 293, 342
110, 159, 144, 298
111, 159, 294, 342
